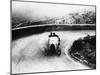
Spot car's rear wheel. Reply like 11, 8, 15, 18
57, 50, 61, 56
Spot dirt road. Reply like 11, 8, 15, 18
12, 31, 95, 74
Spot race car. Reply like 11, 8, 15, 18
44, 32, 61, 56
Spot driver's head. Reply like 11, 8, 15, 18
50, 32, 52, 35
53, 33, 56, 36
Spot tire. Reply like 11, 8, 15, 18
57, 49, 61, 56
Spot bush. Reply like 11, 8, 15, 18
69, 35, 96, 69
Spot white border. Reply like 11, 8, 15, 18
0, 0, 99, 75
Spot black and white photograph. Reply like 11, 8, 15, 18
11, 0, 96, 74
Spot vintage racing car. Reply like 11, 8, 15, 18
44, 32, 61, 56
